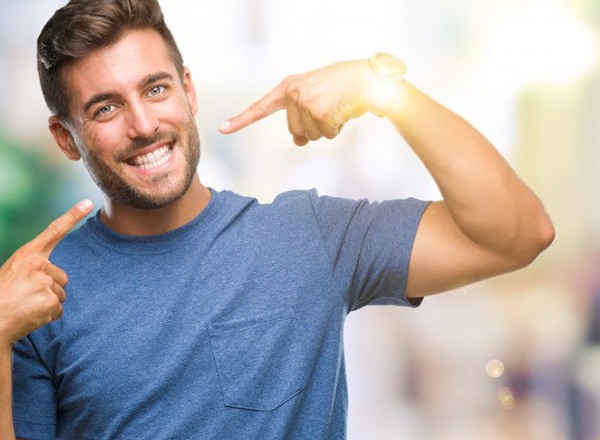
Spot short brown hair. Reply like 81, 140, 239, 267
37, 0, 184, 122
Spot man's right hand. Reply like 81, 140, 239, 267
0, 200, 93, 347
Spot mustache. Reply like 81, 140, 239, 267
115, 131, 178, 161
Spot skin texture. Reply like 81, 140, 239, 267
49, 29, 211, 236
0, 29, 554, 439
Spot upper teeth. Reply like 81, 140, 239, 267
130, 145, 171, 170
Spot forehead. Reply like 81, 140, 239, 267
63, 29, 178, 109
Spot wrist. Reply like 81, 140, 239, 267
0, 325, 15, 353
366, 52, 407, 117
0, 338, 13, 354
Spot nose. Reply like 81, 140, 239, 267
125, 100, 159, 139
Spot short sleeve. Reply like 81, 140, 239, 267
307, 191, 429, 311
12, 335, 57, 439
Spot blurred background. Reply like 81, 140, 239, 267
1, 0, 599, 438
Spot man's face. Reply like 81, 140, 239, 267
61, 29, 200, 209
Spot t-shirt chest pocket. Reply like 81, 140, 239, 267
206, 313, 309, 411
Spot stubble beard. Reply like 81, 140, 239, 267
79, 119, 201, 210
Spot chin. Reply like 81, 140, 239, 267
117, 176, 196, 210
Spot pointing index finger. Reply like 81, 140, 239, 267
219, 83, 287, 134
28, 199, 94, 258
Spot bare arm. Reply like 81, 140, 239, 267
0, 200, 93, 439
387, 81, 554, 296
219, 55, 554, 298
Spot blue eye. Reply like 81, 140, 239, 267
148, 85, 165, 96
96, 104, 115, 116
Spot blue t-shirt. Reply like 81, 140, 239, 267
12, 189, 428, 439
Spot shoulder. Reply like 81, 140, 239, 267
273, 189, 429, 221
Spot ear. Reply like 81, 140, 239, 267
48, 116, 81, 161
182, 67, 198, 115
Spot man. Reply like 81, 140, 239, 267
0, 0, 554, 438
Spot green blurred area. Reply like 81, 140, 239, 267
0, 129, 64, 264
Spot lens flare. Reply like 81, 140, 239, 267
368, 77, 398, 117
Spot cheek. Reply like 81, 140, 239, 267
160, 94, 196, 122
82, 124, 122, 158
161, 107, 188, 127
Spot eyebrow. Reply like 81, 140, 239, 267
81, 71, 176, 115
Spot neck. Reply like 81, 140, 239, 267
99, 176, 211, 236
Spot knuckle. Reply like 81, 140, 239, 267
286, 82, 301, 100
12, 246, 28, 259
44, 293, 61, 310
305, 130, 320, 141
45, 221, 61, 242
248, 100, 264, 114
296, 96, 309, 110
312, 108, 328, 121
281, 74, 297, 87
31, 273, 50, 290
28, 255, 48, 272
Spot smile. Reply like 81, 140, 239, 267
128, 145, 173, 170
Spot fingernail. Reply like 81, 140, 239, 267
219, 120, 231, 132
78, 199, 93, 211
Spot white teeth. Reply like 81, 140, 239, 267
130, 146, 171, 170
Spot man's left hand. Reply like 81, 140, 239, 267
219, 59, 376, 146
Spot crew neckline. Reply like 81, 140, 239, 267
85, 187, 224, 255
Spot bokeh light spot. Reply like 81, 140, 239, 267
485, 358, 505, 378
498, 387, 516, 410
